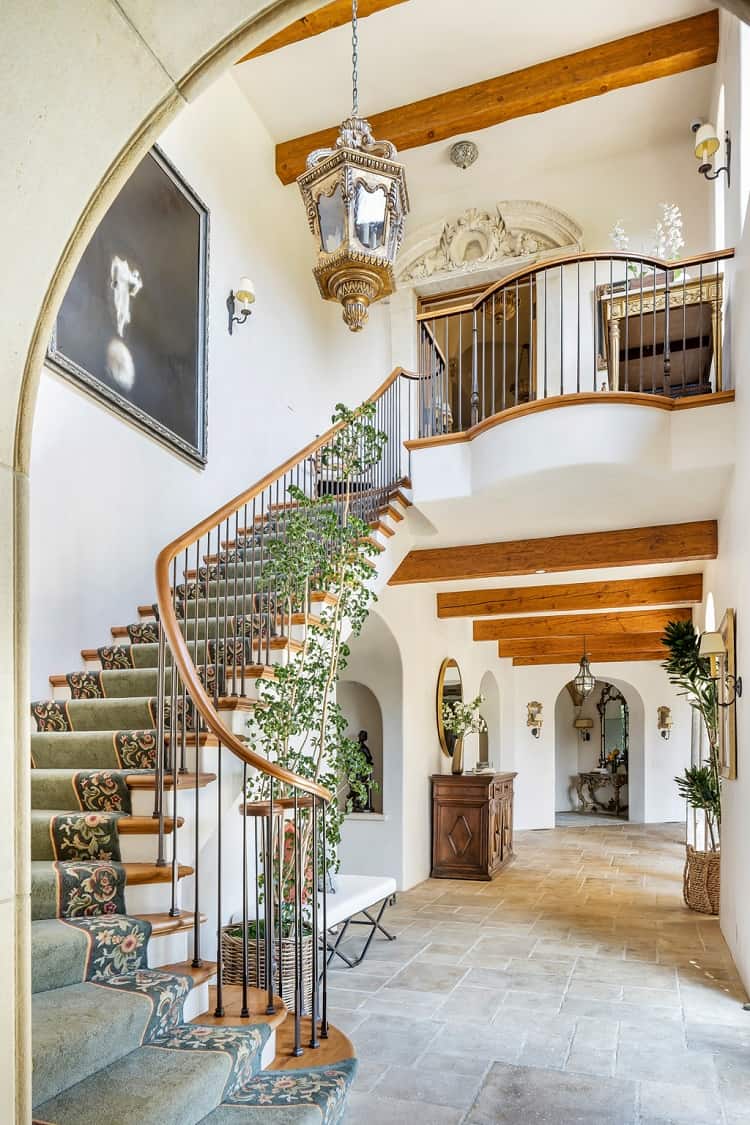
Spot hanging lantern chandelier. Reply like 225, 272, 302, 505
573, 637, 596, 701
296, 0, 409, 331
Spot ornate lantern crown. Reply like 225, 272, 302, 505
296, 0, 409, 331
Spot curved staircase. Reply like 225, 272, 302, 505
29, 375, 415, 1123
29, 610, 357, 1123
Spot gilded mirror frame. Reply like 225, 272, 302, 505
437, 657, 463, 757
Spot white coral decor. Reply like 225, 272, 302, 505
442, 695, 488, 737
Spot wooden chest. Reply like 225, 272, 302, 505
430, 772, 516, 880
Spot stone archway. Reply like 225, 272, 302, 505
1, 4, 321, 1118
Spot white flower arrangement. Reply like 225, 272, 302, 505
609, 203, 685, 266
442, 695, 488, 738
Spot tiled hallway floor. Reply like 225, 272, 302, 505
333, 823, 750, 1124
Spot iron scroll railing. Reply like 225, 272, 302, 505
152, 367, 415, 1055
416, 249, 735, 438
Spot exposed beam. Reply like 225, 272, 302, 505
475, 607, 691, 642
437, 574, 703, 619
236, 0, 408, 62
498, 634, 665, 660
276, 11, 718, 183
389, 521, 717, 586
512, 648, 665, 666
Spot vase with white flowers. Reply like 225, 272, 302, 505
441, 695, 488, 775
609, 202, 685, 280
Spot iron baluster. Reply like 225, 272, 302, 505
241, 762, 249, 1017
154, 621, 166, 864
266, 779, 276, 1016
293, 790, 303, 1056
320, 800, 328, 1038
309, 795, 320, 1048
214, 740, 224, 1017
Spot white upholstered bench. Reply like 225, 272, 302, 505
322, 873, 397, 968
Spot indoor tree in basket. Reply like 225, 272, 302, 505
661, 619, 721, 913
442, 695, 487, 776
244, 400, 385, 936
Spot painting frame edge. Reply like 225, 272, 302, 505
46, 144, 210, 469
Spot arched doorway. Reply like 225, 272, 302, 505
2, 4, 323, 1117
554, 675, 646, 825
338, 682, 384, 815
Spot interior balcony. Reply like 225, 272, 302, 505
400, 249, 736, 544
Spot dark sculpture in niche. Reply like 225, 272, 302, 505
350, 729, 374, 813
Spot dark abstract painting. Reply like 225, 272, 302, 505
48, 147, 209, 464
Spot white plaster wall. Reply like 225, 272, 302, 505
338, 612, 404, 885
509, 661, 691, 829
703, 6, 750, 992
28, 73, 391, 696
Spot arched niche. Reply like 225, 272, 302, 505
338, 681, 384, 814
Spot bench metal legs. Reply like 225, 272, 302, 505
324, 894, 397, 968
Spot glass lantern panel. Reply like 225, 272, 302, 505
317, 184, 346, 253
354, 183, 387, 250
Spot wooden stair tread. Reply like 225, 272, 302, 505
138, 604, 156, 617
117, 815, 183, 835
126, 771, 217, 791
194, 985, 288, 1031
269, 1017, 356, 1070
135, 910, 207, 936
122, 862, 193, 884
160, 959, 217, 986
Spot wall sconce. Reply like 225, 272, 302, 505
574, 716, 593, 743
527, 701, 543, 739
699, 624, 743, 705
227, 277, 255, 334
691, 121, 731, 186
657, 706, 673, 741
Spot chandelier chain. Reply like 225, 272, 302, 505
351, 0, 359, 116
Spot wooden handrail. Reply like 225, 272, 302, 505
416, 248, 736, 322
154, 366, 412, 802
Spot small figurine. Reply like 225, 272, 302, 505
350, 729, 374, 813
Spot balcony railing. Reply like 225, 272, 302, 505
416, 249, 734, 438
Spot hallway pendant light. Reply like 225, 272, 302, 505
297, 0, 409, 331
573, 639, 596, 701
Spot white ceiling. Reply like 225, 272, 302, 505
232, 0, 717, 143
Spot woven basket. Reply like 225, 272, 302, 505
221, 924, 314, 1013
683, 845, 721, 915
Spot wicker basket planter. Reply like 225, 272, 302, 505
683, 845, 721, 915
221, 924, 314, 1012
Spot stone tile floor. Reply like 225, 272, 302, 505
333, 822, 750, 1124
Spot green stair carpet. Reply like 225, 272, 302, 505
29, 526, 356, 1122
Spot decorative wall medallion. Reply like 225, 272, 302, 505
396, 200, 583, 286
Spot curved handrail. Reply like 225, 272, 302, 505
154, 366, 412, 802
416, 248, 736, 321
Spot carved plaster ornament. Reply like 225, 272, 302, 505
396, 201, 583, 287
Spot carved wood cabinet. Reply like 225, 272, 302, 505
431, 772, 516, 880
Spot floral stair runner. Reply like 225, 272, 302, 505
29, 535, 356, 1123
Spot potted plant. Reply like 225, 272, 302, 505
662, 619, 721, 914
223, 401, 385, 1001
441, 695, 487, 775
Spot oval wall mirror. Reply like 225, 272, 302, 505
437, 657, 463, 757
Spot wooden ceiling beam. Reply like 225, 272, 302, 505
498, 633, 665, 660
512, 649, 665, 666
275, 11, 719, 183
437, 573, 703, 619
389, 521, 717, 586
475, 607, 691, 642
236, 0, 408, 63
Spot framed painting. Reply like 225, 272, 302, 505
718, 608, 738, 780
48, 146, 209, 465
